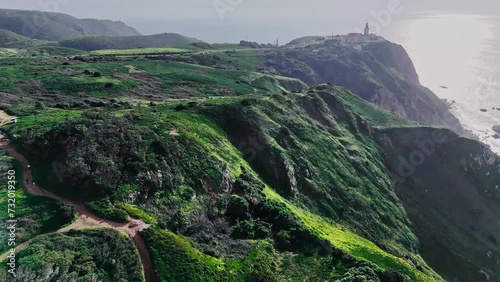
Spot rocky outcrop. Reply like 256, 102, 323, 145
265, 39, 464, 134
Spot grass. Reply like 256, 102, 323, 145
93, 47, 192, 55
264, 187, 441, 282
132, 94, 440, 281
217, 49, 266, 70
106, 59, 304, 98
0, 56, 303, 104
142, 227, 371, 282
323, 86, 419, 129
86, 198, 129, 222
115, 201, 157, 225
0, 61, 139, 96
142, 227, 229, 282
2, 108, 82, 137
3, 85, 442, 281
210, 43, 250, 50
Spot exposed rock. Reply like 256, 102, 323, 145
265, 39, 464, 134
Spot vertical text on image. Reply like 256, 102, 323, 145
6, 169, 17, 278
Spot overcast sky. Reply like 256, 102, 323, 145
1, 1, 499, 43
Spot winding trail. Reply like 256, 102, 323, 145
0, 131, 159, 282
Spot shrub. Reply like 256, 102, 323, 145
253, 221, 272, 239
232, 220, 255, 239
379, 269, 406, 282
226, 195, 250, 220
275, 230, 292, 249
58, 204, 77, 222
174, 104, 188, 111
339, 266, 379, 282
86, 198, 129, 222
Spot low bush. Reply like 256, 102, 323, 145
86, 198, 129, 222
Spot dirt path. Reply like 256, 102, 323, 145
0, 132, 159, 282
0, 240, 32, 262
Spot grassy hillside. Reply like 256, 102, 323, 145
0, 29, 47, 48
93, 47, 194, 55
3, 84, 442, 281
0, 57, 305, 113
188, 38, 461, 134
79, 18, 142, 37
263, 39, 463, 134
0, 9, 140, 41
59, 33, 201, 51
0, 41, 497, 282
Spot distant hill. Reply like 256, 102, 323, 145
0, 28, 46, 47
0, 9, 141, 41
58, 33, 202, 51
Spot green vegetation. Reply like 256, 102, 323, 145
142, 227, 410, 282
7, 87, 441, 281
115, 202, 158, 225
59, 33, 201, 51
86, 198, 129, 222
35, 46, 86, 56
93, 47, 193, 55
379, 127, 500, 281
0, 9, 140, 41
264, 188, 440, 282
2, 108, 82, 135
261, 39, 462, 132
0, 150, 76, 253
0, 30, 497, 282
0, 56, 304, 112
0, 29, 47, 48
1, 229, 144, 282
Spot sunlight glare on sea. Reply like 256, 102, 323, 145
384, 14, 500, 153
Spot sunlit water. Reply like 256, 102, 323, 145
383, 14, 500, 153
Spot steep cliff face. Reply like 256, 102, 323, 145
265, 39, 463, 134
376, 127, 500, 282
365, 41, 420, 84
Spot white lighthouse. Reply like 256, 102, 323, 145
364, 23, 370, 35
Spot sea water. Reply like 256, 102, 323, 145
383, 14, 500, 153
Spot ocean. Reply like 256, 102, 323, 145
382, 14, 500, 153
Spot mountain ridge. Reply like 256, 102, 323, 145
58, 32, 202, 51
0, 8, 141, 41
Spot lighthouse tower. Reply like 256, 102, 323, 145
364, 23, 370, 35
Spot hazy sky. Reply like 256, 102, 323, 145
1, 0, 499, 43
